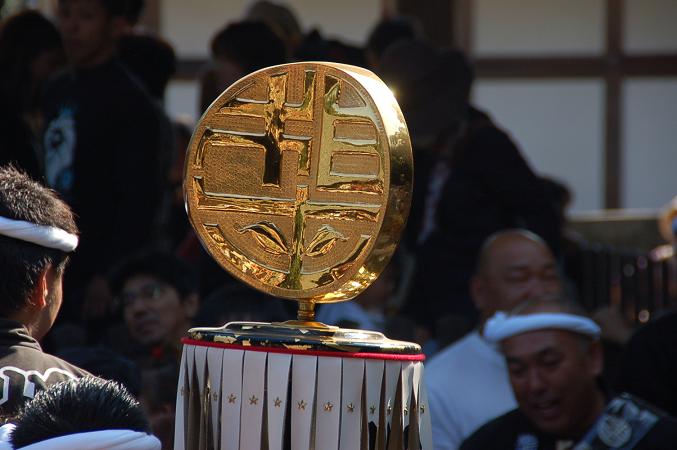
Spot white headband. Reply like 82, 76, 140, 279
484, 311, 601, 344
0, 216, 78, 252
0, 425, 160, 450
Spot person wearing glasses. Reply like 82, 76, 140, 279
109, 251, 199, 370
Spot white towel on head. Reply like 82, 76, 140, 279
0, 428, 160, 450
0, 216, 78, 252
484, 311, 601, 344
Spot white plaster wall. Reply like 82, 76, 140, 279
473, 80, 605, 212
472, 0, 605, 56
624, 0, 677, 53
166, 80, 200, 123
621, 78, 677, 209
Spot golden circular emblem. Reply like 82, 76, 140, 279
185, 62, 412, 309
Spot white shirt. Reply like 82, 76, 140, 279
425, 331, 517, 450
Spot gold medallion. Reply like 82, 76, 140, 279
184, 62, 412, 318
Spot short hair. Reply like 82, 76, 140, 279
210, 21, 287, 73
0, 165, 78, 316
10, 377, 150, 448
109, 250, 198, 299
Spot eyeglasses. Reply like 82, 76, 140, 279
118, 282, 166, 308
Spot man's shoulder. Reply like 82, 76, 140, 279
0, 347, 90, 417
426, 332, 490, 374
0, 345, 89, 378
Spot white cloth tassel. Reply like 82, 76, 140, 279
291, 355, 317, 450
185, 346, 201, 450
220, 349, 244, 450
175, 344, 432, 450
365, 360, 385, 448
384, 361, 402, 433
314, 357, 342, 450
194, 347, 208, 400
411, 362, 423, 406
206, 347, 224, 449
240, 351, 266, 450
266, 353, 292, 450
194, 346, 209, 449
418, 365, 433, 450
339, 358, 364, 450
401, 362, 414, 429
173, 347, 189, 450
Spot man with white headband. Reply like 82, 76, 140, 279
0, 166, 88, 418
460, 298, 677, 449
0, 377, 159, 449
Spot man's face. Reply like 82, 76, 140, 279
57, 0, 118, 68
473, 236, 561, 317
503, 329, 603, 437
121, 275, 195, 346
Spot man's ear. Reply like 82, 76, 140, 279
182, 293, 199, 319
28, 267, 50, 310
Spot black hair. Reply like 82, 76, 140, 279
109, 250, 198, 299
10, 377, 151, 448
0, 165, 78, 316
210, 20, 286, 74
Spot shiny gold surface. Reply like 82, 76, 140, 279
185, 62, 412, 309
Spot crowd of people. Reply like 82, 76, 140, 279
0, 0, 676, 449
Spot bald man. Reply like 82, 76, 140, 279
426, 229, 561, 450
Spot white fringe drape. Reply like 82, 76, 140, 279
174, 344, 431, 450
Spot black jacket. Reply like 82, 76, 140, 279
460, 395, 677, 450
0, 319, 89, 419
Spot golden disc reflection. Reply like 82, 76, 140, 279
184, 62, 412, 305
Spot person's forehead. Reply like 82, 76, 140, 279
502, 328, 579, 358
491, 238, 554, 271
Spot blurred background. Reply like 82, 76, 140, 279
3, 0, 676, 322
7, 0, 675, 216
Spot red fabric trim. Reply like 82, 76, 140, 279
181, 338, 425, 361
